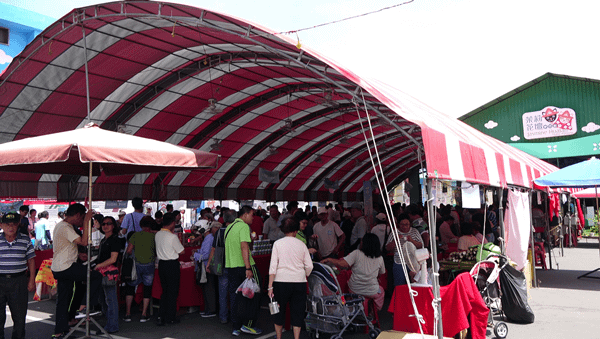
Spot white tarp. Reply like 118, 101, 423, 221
504, 189, 531, 270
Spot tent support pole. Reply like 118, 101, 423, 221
577, 185, 600, 279
566, 211, 572, 248
82, 24, 91, 123
594, 186, 600, 258
426, 179, 443, 339
497, 187, 505, 254
544, 192, 553, 270
529, 191, 538, 288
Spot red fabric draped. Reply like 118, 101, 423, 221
549, 194, 560, 219
388, 272, 489, 339
576, 199, 585, 231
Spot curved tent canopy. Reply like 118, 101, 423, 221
0, 1, 558, 201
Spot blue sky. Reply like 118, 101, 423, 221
2, 0, 599, 118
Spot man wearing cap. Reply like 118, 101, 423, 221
116, 210, 126, 229
312, 207, 345, 259
349, 202, 367, 251
0, 212, 36, 339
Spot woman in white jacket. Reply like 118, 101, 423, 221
267, 217, 313, 339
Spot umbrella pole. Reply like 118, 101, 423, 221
65, 168, 115, 339
86, 163, 92, 337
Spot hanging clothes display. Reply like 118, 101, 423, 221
549, 193, 560, 219
504, 189, 531, 270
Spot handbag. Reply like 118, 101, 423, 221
196, 260, 207, 284
208, 222, 237, 276
121, 252, 137, 282
236, 277, 260, 299
99, 265, 120, 286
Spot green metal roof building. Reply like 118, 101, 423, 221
459, 73, 600, 168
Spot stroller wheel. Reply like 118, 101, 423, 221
494, 321, 508, 338
368, 328, 382, 339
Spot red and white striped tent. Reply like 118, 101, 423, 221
0, 1, 558, 201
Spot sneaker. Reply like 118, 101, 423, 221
240, 325, 263, 335
123, 314, 132, 322
220, 318, 229, 324
140, 315, 151, 323
200, 311, 217, 318
232, 329, 241, 336
75, 309, 101, 319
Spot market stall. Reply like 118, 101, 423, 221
0, 2, 566, 338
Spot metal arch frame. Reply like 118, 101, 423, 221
317, 137, 421, 192
1, 2, 426, 201
2, 3, 424, 155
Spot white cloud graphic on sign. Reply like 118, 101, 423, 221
582, 122, 600, 133
484, 120, 498, 129
510, 135, 520, 141
0, 50, 13, 65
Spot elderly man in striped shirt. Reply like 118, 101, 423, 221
0, 212, 36, 339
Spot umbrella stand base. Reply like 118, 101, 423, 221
577, 267, 600, 279
64, 316, 113, 339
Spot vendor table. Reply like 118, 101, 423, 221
151, 264, 204, 310
34, 259, 56, 301
253, 254, 271, 288
388, 272, 489, 339
179, 246, 201, 262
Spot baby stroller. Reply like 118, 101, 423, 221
305, 262, 380, 339
470, 255, 508, 338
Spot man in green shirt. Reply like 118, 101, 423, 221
225, 207, 262, 336
123, 216, 156, 323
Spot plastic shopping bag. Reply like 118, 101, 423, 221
236, 278, 260, 299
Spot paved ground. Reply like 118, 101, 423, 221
3, 241, 599, 338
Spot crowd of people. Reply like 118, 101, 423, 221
0, 198, 501, 339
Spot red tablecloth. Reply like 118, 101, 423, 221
179, 246, 201, 262
35, 249, 53, 269
253, 254, 271, 288
388, 272, 489, 339
151, 265, 204, 309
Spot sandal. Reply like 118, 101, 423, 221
51, 333, 65, 338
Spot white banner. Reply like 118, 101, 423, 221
504, 189, 531, 270
523, 106, 577, 140
461, 183, 480, 209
